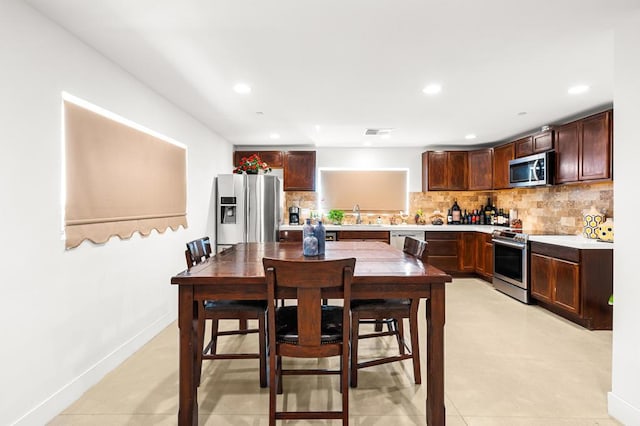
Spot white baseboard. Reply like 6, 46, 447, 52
12, 313, 176, 426
609, 391, 640, 425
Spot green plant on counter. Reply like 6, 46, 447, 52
327, 209, 345, 225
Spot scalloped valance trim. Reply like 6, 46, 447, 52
65, 216, 188, 249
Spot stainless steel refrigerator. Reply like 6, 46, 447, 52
216, 174, 281, 251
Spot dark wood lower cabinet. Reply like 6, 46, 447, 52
474, 232, 493, 281
337, 230, 390, 243
529, 242, 612, 330
279, 230, 302, 242
425, 231, 460, 273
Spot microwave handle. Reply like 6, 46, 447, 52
530, 159, 540, 181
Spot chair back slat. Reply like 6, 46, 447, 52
403, 236, 428, 262
185, 237, 212, 269
263, 258, 356, 350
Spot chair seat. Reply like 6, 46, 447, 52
204, 300, 267, 313
276, 305, 343, 344
351, 298, 410, 311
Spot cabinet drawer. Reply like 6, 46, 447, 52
338, 231, 390, 241
530, 241, 579, 262
425, 231, 458, 240
427, 240, 458, 256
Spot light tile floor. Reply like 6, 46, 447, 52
50, 279, 619, 425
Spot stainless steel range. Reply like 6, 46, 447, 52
492, 229, 530, 303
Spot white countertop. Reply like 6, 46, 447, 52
280, 223, 503, 234
528, 235, 614, 250
280, 224, 615, 250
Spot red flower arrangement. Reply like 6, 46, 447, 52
233, 153, 272, 174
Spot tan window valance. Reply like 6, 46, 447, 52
64, 99, 187, 249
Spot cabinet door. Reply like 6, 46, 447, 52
459, 232, 476, 272
284, 151, 316, 191
425, 232, 459, 273
426, 151, 448, 190
514, 136, 533, 158
555, 122, 580, 184
530, 253, 554, 303
553, 257, 580, 314
580, 111, 611, 181
468, 149, 493, 190
448, 151, 468, 190
279, 230, 302, 242
234, 150, 283, 168
475, 233, 485, 275
493, 143, 514, 189
533, 131, 554, 153
484, 240, 493, 278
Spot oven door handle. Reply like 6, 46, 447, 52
492, 239, 526, 249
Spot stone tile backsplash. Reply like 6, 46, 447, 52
285, 181, 613, 234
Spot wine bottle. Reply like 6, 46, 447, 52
451, 199, 461, 224
447, 209, 453, 224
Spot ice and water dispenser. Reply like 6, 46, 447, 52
220, 196, 237, 224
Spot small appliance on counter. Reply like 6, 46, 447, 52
289, 206, 300, 225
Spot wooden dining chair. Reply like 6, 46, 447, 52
185, 237, 267, 388
263, 257, 356, 426
349, 236, 427, 387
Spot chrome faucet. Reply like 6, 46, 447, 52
353, 204, 362, 224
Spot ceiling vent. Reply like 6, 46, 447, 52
364, 128, 394, 136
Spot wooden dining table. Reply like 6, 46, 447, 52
170, 241, 452, 425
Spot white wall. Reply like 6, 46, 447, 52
0, 1, 232, 424
609, 10, 640, 425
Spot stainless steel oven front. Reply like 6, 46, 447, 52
492, 232, 530, 303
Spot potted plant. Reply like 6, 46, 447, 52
327, 209, 344, 225
233, 153, 272, 174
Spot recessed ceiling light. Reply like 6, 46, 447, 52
269, 133, 280, 140
422, 84, 442, 95
568, 85, 589, 95
363, 141, 372, 147
380, 134, 390, 139
465, 134, 477, 140
315, 125, 321, 132
233, 83, 252, 94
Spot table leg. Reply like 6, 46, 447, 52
178, 286, 198, 426
426, 282, 445, 426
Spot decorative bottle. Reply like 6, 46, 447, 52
314, 220, 326, 255
451, 199, 461, 224
302, 219, 318, 256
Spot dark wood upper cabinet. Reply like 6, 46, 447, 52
514, 136, 533, 158
423, 151, 468, 191
556, 110, 612, 184
515, 130, 553, 159
555, 122, 580, 183
234, 150, 283, 168
283, 151, 316, 191
448, 151, 468, 190
468, 149, 493, 190
424, 151, 447, 191
580, 111, 612, 181
492, 143, 514, 189
533, 130, 554, 153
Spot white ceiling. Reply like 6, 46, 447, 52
25, 0, 640, 148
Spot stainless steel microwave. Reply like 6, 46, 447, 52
508, 151, 554, 187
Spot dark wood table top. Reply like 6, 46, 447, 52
171, 241, 452, 286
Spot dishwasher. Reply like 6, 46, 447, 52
390, 230, 425, 250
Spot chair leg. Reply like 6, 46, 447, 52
269, 345, 277, 426
341, 347, 349, 425
258, 312, 267, 388
277, 356, 283, 394
409, 305, 421, 385
350, 312, 360, 388
396, 318, 406, 355
210, 319, 219, 356
196, 315, 206, 387
239, 318, 248, 331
